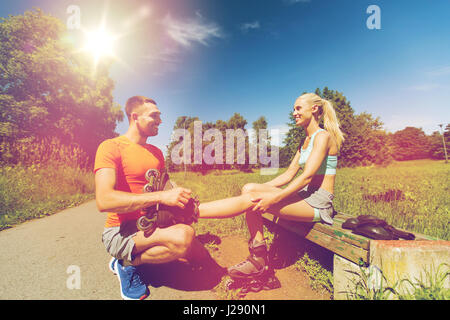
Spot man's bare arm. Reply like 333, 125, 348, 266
95, 168, 191, 213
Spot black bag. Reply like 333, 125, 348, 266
342, 215, 415, 240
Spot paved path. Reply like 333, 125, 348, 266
0, 200, 218, 300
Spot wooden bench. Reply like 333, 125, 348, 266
261, 212, 438, 266
262, 212, 450, 299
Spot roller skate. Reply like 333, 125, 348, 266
137, 168, 174, 232
137, 169, 160, 233
226, 238, 281, 297
137, 168, 200, 233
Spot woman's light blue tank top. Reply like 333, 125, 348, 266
298, 129, 337, 175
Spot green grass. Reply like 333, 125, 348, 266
294, 252, 334, 297
334, 159, 449, 240
0, 163, 95, 230
1, 159, 447, 299
172, 160, 449, 241
344, 262, 450, 300
398, 263, 450, 300
3, 159, 446, 240
175, 160, 449, 300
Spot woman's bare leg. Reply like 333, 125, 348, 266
198, 183, 285, 219
241, 183, 316, 241
227, 183, 316, 277
198, 193, 257, 219
241, 183, 316, 220
241, 183, 280, 242
198, 182, 315, 233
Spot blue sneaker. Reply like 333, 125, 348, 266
109, 257, 117, 275
114, 259, 149, 300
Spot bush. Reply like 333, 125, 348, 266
0, 136, 90, 168
0, 163, 94, 230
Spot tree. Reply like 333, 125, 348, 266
225, 113, 248, 170
251, 116, 268, 169
0, 9, 123, 165
280, 88, 356, 166
391, 127, 430, 161
428, 131, 445, 159
279, 111, 305, 167
340, 112, 393, 166
279, 87, 393, 167
166, 113, 276, 172
424, 124, 449, 160
165, 116, 199, 171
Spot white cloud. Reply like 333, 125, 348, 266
426, 66, 450, 77
408, 83, 442, 92
142, 47, 180, 75
162, 12, 224, 47
405, 66, 450, 92
140, 12, 224, 75
144, 47, 178, 63
121, 5, 152, 29
240, 21, 260, 33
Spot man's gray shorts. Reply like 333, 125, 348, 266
102, 219, 138, 261
298, 186, 335, 225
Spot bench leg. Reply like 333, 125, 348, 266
334, 241, 450, 300
369, 240, 450, 298
333, 254, 385, 300
333, 255, 361, 300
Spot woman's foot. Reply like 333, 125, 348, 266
227, 238, 268, 279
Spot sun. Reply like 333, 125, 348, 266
81, 26, 118, 69
73, 4, 148, 75
84, 28, 115, 59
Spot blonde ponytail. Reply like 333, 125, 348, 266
321, 99, 345, 150
298, 93, 345, 150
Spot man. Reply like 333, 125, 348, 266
94, 96, 203, 300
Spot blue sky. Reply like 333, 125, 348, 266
1, 0, 450, 152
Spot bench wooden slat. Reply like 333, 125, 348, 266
262, 212, 370, 250
262, 213, 369, 264
263, 211, 439, 266
313, 218, 370, 250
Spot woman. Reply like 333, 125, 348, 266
197, 92, 344, 278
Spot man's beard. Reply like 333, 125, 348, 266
137, 123, 158, 137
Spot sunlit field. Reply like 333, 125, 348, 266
1, 159, 448, 241
172, 160, 449, 240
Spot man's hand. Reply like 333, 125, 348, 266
159, 187, 192, 209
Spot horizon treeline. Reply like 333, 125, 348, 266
165, 87, 449, 172
0, 10, 448, 171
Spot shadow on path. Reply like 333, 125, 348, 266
139, 233, 226, 291
266, 223, 334, 271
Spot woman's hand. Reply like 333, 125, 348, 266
250, 192, 281, 213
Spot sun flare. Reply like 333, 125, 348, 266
73, 5, 150, 75
81, 26, 118, 68
84, 28, 115, 58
